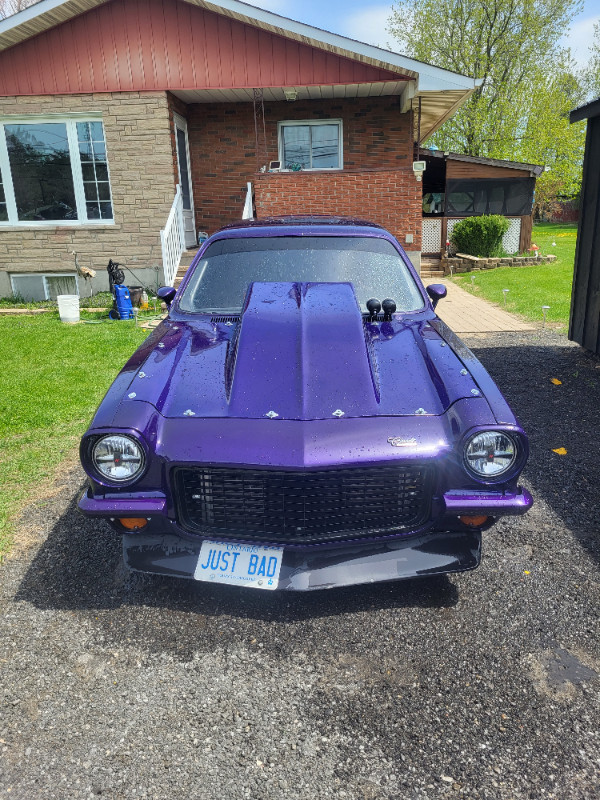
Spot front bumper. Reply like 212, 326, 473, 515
122, 529, 482, 590
78, 485, 532, 590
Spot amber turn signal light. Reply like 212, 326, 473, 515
118, 517, 148, 530
459, 515, 490, 528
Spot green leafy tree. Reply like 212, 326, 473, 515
518, 58, 586, 209
0, 0, 37, 20
585, 22, 600, 99
388, 0, 586, 199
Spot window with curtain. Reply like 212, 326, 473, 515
0, 118, 113, 224
279, 120, 342, 170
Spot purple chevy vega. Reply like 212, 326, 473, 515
78, 216, 532, 591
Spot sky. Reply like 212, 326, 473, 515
242, 0, 600, 69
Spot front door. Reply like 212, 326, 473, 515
173, 113, 196, 248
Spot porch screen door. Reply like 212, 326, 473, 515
174, 114, 196, 248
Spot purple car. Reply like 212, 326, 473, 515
78, 216, 532, 591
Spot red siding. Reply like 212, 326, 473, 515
185, 97, 416, 239
0, 0, 404, 96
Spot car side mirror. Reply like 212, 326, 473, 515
157, 286, 177, 307
426, 284, 447, 309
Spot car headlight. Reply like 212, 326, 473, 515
464, 431, 517, 478
91, 435, 145, 483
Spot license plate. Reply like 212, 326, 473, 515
194, 540, 283, 590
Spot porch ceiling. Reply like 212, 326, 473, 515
171, 85, 468, 145
171, 82, 408, 103
416, 90, 474, 141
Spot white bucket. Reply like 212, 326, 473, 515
57, 294, 80, 324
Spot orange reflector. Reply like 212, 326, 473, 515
459, 515, 490, 528
119, 517, 148, 530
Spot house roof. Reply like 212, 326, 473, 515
570, 97, 600, 123
420, 148, 545, 176
0, 0, 480, 140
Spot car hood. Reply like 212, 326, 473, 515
127, 282, 482, 420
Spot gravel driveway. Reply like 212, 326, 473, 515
1, 329, 599, 800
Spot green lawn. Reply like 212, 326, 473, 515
450, 222, 578, 329
0, 313, 149, 561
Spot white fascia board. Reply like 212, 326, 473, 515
0, 0, 480, 93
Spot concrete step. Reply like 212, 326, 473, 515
179, 250, 198, 268
421, 270, 445, 279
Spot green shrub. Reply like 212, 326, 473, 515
450, 215, 510, 257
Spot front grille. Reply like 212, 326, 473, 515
174, 465, 432, 545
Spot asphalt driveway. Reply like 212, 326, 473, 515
0, 329, 599, 800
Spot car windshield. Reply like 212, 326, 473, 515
178, 235, 425, 314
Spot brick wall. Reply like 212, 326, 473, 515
0, 91, 422, 295
255, 168, 422, 250
0, 91, 177, 293
186, 96, 418, 240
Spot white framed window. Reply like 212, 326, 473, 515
278, 119, 343, 171
10, 273, 79, 301
0, 115, 114, 226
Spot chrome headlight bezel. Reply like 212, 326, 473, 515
89, 433, 146, 486
463, 430, 519, 482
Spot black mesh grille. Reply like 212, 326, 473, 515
174, 466, 432, 545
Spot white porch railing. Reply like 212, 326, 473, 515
242, 181, 254, 220
160, 184, 185, 286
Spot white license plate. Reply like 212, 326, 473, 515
194, 540, 283, 590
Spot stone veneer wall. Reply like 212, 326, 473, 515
0, 91, 177, 296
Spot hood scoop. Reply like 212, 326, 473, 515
135, 282, 478, 420
226, 282, 379, 420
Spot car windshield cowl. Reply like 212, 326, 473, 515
178, 235, 425, 315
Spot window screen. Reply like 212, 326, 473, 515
446, 178, 535, 216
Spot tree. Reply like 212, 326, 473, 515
0, 0, 38, 20
388, 0, 583, 156
584, 22, 600, 99
388, 0, 586, 200
519, 57, 586, 210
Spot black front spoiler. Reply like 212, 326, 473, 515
122, 530, 481, 591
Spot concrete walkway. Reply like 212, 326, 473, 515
436, 280, 534, 333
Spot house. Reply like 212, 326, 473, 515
419, 149, 543, 258
0, 0, 480, 300
569, 97, 600, 356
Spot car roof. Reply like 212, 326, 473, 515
219, 215, 386, 232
